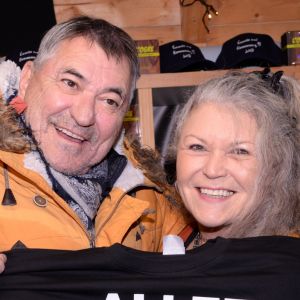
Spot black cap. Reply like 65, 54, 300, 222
159, 40, 216, 73
216, 33, 283, 69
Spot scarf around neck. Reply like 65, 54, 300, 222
42, 148, 127, 231
19, 114, 127, 230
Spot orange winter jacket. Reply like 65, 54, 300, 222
0, 141, 188, 252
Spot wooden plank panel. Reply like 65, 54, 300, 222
179, 0, 300, 44
125, 25, 182, 45
53, 0, 300, 46
54, 0, 181, 28
205, 21, 300, 45
137, 70, 226, 89
180, 2, 207, 43
137, 88, 155, 148
209, 0, 300, 25
137, 66, 300, 89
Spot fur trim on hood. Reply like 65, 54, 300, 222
0, 100, 30, 153
0, 60, 30, 153
0, 60, 183, 209
129, 138, 183, 208
0, 60, 21, 102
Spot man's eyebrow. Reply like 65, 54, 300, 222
61, 68, 127, 100
102, 87, 126, 100
61, 68, 85, 81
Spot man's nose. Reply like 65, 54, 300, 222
70, 94, 96, 127
202, 152, 227, 179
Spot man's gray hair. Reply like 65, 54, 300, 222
34, 16, 140, 102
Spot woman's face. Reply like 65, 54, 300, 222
176, 102, 259, 232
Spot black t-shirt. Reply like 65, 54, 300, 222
1, 236, 300, 300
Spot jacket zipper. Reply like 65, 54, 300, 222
92, 184, 156, 248
96, 185, 141, 235
96, 183, 158, 236
89, 225, 96, 248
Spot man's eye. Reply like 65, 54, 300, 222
62, 79, 77, 89
105, 98, 120, 107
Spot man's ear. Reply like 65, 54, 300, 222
18, 61, 34, 99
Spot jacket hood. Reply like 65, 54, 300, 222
122, 138, 182, 207
0, 60, 181, 208
0, 60, 30, 153
0, 100, 30, 153
0, 60, 20, 102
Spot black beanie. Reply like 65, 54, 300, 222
159, 40, 216, 73
216, 33, 283, 69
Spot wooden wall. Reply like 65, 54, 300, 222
53, 0, 300, 148
53, 0, 300, 46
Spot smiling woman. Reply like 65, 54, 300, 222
176, 102, 259, 235
164, 68, 300, 246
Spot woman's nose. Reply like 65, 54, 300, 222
202, 152, 227, 179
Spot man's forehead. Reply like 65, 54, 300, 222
39, 37, 132, 96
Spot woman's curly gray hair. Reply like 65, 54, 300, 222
170, 69, 300, 237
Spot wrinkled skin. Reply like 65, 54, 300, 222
176, 102, 258, 240
19, 37, 132, 175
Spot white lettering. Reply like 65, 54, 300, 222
193, 297, 219, 300
106, 293, 120, 300
237, 38, 259, 45
19, 56, 37, 62
236, 43, 259, 51
173, 49, 193, 55
237, 38, 250, 45
20, 50, 37, 56
245, 48, 254, 54
172, 44, 192, 50
105, 293, 246, 300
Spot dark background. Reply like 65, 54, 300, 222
0, 0, 57, 67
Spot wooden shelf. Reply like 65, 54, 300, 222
137, 65, 300, 89
136, 65, 300, 148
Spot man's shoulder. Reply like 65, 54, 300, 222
0, 149, 24, 167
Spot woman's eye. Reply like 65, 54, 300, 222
189, 144, 205, 151
232, 148, 249, 155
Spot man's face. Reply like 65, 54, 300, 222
19, 37, 131, 175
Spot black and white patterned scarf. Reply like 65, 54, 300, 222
42, 148, 127, 231
19, 114, 127, 231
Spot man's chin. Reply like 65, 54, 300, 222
48, 160, 90, 176
40, 145, 91, 175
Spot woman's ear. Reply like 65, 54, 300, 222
18, 61, 34, 99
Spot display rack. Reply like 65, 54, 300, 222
136, 65, 300, 148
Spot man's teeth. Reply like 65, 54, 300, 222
56, 127, 85, 141
200, 188, 234, 197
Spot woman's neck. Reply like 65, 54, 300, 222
198, 224, 230, 242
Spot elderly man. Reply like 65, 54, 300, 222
0, 16, 187, 266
